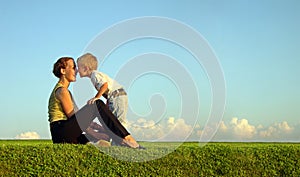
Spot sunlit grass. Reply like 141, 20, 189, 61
1, 140, 300, 176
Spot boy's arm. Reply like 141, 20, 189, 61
88, 82, 108, 104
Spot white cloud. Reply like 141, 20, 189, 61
163, 118, 193, 141
219, 121, 228, 132
213, 117, 256, 140
258, 121, 293, 139
278, 121, 293, 133
126, 117, 300, 142
214, 118, 297, 141
15, 131, 40, 139
167, 117, 175, 125
257, 124, 264, 129
127, 117, 194, 141
127, 118, 165, 140
230, 117, 256, 139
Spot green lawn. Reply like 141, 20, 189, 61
1, 140, 300, 176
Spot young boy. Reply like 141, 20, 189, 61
77, 53, 128, 126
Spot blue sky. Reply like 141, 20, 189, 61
0, 0, 299, 141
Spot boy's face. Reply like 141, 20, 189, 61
77, 63, 89, 78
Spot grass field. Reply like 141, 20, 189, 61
1, 140, 300, 176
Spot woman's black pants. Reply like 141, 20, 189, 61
50, 100, 130, 144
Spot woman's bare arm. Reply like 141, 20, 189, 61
56, 87, 76, 118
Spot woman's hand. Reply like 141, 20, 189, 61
87, 97, 100, 104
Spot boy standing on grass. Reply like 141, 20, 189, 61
77, 53, 128, 127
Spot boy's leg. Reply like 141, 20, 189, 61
107, 96, 128, 145
95, 100, 130, 139
107, 95, 128, 125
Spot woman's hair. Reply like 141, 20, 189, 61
77, 53, 98, 70
52, 57, 75, 78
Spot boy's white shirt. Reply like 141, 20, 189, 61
90, 70, 123, 97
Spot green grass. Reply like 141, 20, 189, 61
1, 140, 300, 176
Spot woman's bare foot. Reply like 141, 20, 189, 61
123, 135, 139, 148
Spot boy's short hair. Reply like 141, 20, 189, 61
53, 57, 74, 78
77, 53, 98, 70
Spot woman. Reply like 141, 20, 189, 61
48, 57, 142, 148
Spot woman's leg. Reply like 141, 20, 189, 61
54, 99, 136, 146
73, 99, 130, 141
50, 105, 98, 144
50, 121, 65, 143
50, 120, 81, 144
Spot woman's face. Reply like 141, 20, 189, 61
63, 60, 77, 82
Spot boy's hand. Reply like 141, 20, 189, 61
88, 97, 100, 104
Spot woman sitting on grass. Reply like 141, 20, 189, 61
48, 56, 143, 149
